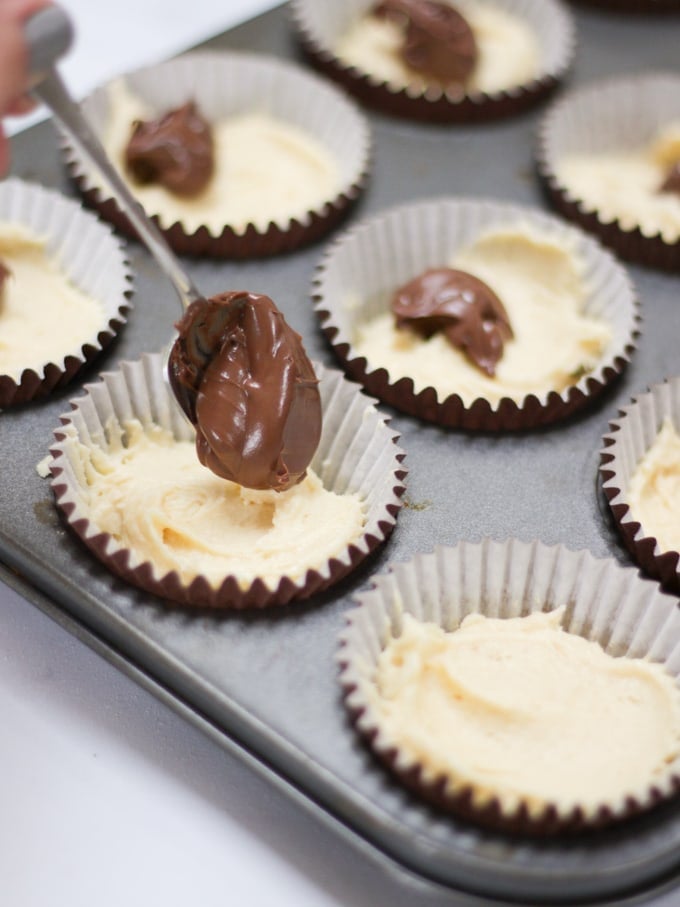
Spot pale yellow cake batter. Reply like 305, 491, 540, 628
556, 123, 680, 243
352, 226, 610, 405
0, 224, 105, 381
335, 1, 539, 94
369, 609, 680, 815
628, 418, 680, 554
74, 420, 366, 589
102, 79, 341, 234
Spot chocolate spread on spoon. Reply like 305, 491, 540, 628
373, 0, 477, 85
660, 161, 680, 196
391, 267, 513, 377
168, 292, 322, 492
125, 101, 214, 197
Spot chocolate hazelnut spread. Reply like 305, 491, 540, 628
125, 101, 214, 197
660, 162, 680, 195
391, 267, 513, 376
168, 292, 322, 492
373, 0, 477, 85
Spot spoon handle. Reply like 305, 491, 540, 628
26, 9, 201, 312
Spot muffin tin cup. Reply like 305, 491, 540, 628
48, 352, 406, 609
0, 178, 131, 408
339, 538, 680, 834
313, 196, 639, 431
61, 51, 371, 259
289, 0, 575, 123
601, 378, 680, 594
537, 72, 680, 271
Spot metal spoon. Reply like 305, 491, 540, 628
25, 5, 202, 314
23, 7, 324, 492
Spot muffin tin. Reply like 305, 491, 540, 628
3, 4, 680, 904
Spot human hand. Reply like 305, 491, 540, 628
0, 0, 52, 173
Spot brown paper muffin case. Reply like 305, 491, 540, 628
60, 51, 371, 259
0, 178, 132, 408
601, 378, 680, 594
339, 538, 680, 834
313, 197, 639, 430
537, 72, 680, 271
289, 0, 575, 123
49, 352, 406, 609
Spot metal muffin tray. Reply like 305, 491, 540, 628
3, 4, 680, 904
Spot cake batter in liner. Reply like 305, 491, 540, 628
537, 72, 680, 271
0, 178, 131, 408
339, 538, 680, 834
289, 0, 575, 123
60, 51, 371, 258
313, 197, 638, 430
49, 352, 406, 609
601, 377, 680, 594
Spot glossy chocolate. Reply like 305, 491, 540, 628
168, 292, 322, 492
391, 267, 513, 376
374, 0, 477, 85
660, 161, 680, 196
125, 101, 214, 197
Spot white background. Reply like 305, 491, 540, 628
1, 2, 477, 905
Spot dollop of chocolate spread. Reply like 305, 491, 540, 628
391, 267, 513, 377
168, 292, 322, 492
660, 161, 680, 196
373, 0, 477, 85
125, 101, 214, 197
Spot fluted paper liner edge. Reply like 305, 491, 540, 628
48, 352, 406, 609
537, 72, 680, 272
289, 0, 575, 123
60, 51, 371, 259
313, 196, 639, 430
0, 178, 132, 408
338, 538, 680, 834
601, 378, 680, 593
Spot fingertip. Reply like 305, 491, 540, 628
0, 133, 9, 176
6, 95, 37, 116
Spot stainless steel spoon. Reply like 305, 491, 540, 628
25, 5, 202, 314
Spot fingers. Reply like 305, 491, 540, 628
0, 0, 52, 173
6, 95, 37, 116
0, 0, 52, 113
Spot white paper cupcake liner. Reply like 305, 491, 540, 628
0, 178, 132, 407
313, 196, 639, 430
537, 72, 680, 271
290, 0, 575, 122
60, 51, 371, 259
48, 352, 406, 609
601, 378, 680, 593
339, 538, 680, 833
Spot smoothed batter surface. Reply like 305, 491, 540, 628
75, 420, 366, 589
102, 80, 341, 235
352, 226, 610, 405
335, 1, 539, 94
556, 123, 680, 243
0, 224, 105, 380
369, 609, 680, 814
629, 418, 680, 554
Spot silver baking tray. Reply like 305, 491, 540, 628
3, 4, 680, 903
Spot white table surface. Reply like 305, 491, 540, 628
1, 2, 478, 905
